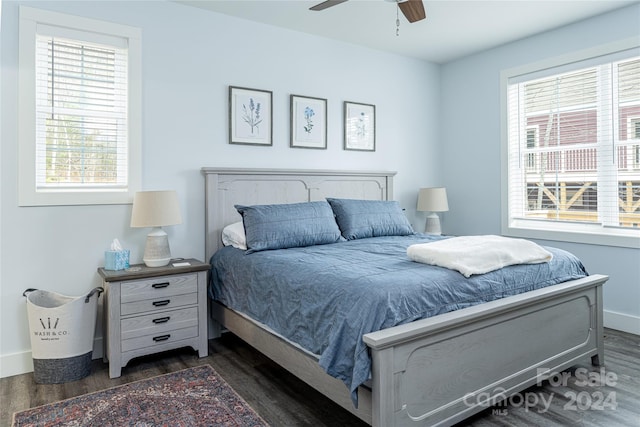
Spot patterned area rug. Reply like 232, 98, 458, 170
12, 365, 268, 426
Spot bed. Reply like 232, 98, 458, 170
202, 167, 608, 427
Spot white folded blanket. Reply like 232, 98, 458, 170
407, 235, 553, 277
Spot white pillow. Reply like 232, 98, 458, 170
221, 221, 247, 250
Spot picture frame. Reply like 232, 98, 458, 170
229, 86, 273, 146
344, 101, 376, 151
290, 94, 327, 149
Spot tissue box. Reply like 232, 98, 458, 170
104, 250, 130, 271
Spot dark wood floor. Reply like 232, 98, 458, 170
2, 328, 638, 426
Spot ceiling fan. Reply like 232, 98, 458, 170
310, 0, 426, 23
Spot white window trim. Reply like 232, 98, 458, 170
500, 38, 640, 249
18, 6, 141, 206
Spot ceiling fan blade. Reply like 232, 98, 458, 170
310, 0, 349, 11
398, 0, 426, 23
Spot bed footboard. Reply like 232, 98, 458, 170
363, 274, 607, 427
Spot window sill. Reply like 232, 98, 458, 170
503, 219, 640, 249
19, 189, 135, 207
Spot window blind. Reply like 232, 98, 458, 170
507, 55, 640, 231
34, 33, 128, 190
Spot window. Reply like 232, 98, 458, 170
502, 40, 640, 248
19, 7, 141, 206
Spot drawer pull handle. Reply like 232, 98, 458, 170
152, 316, 170, 324
152, 282, 170, 289
152, 300, 171, 307
153, 334, 171, 342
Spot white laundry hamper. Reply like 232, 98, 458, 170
23, 287, 103, 384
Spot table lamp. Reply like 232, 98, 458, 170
416, 187, 449, 235
130, 190, 182, 267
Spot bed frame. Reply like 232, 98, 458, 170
202, 167, 608, 427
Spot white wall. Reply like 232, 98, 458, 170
4, 0, 638, 379
440, 4, 640, 335
0, 0, 440, 376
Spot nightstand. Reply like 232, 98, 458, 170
98, 259, 210, 378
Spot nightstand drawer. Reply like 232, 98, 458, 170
121, 307, 198, 341
121, 292, 198, 316
121, 326, 199, 352
121, 274, 197, 303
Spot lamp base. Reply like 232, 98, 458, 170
143, 227, 172, 267
425, 213, 442, 235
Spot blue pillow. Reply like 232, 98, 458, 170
235, 201, 342, 253
326, 198, 414, 240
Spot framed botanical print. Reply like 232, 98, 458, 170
290, 94, 327, 149
229, 86, 273, 146
344, 101, 375, 151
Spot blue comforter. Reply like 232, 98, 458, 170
209, 234, 588, 405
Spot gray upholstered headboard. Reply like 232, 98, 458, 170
201, 168, 396, 262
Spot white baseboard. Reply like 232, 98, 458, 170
0, 337, 104, 379
0, 351, 34, 378
604, 310, 640, 335
2, 312, 638, 378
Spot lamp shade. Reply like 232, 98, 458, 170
417, 187, 449, 212
130, 190, 182, 228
